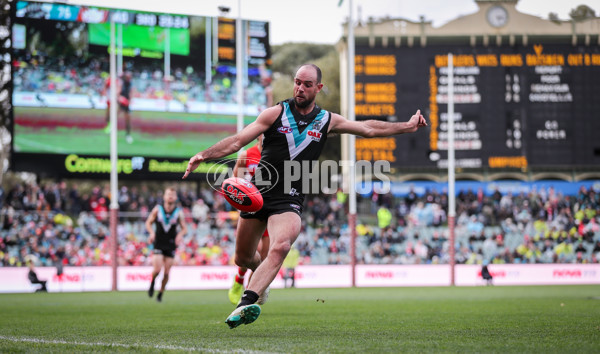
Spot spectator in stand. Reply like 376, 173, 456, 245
377, 204, 392, 229
191, 198, 209, 224
1, 179, 599, 267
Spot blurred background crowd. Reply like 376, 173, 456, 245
1, 179, 598, 268
13, 52, 269, 108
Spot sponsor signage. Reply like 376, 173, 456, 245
356, 264, 450, 287
455, 264, 600, 286
1, 265, 598, 293
13, 153, 230, 180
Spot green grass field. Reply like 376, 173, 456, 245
1, 286, 599, 353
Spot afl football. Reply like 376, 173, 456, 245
221, 177, 263, 212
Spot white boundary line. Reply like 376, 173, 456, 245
0, 335, 274, 353
14, 137, 71, 154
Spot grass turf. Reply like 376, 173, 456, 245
1, 285, 599, 353
14, 107, 256, 157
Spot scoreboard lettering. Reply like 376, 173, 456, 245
355, 55, 397, 75
356, 138, 397, 163
355, 43, 600, 169
355, 55, 398, 119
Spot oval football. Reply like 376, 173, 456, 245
221, 177, 264, 213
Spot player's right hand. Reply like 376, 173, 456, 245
182, 153, 205, 179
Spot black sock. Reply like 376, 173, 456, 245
148, 280, 155, 297
237, 290, 259, 308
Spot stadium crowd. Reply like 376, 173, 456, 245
13, 52, 268, 107
1, 180, 599, 268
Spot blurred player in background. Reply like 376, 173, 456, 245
26, 256, 48, 293
228, 134, 270, 305
282, 245, 300, 288
183, 64, 427, 328
145, 187, 187, 302
104, 71, 134, 144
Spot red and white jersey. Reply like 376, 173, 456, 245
245, 145, 261, 179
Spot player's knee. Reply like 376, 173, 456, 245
259, 247, 269, 260
234, 254, 252, 268
270, 240, 291, 260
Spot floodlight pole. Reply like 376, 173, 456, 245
117, 24, 122, 76
205, 17, 212, 103
348, 0, 357, 288
109, 19, 119, 292
164, 27, 171, 111
447, 53, 456, 286
236, 0, 244, 135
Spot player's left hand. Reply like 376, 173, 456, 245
407, 109, 427, 132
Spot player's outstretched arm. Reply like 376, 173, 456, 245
182, 105, 280, 179
175, 211, 188, 245
145, 206, 158, 243
328, 109, 427, 138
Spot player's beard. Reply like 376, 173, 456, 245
164, 201, 176, 211
294, 95, 313, 108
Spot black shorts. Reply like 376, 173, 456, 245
119, 102, 130, 113
240, 197, 303, 222
153, 248, 175, 258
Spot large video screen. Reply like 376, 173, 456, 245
11, 1, 270, 179
354, 42, 600, 170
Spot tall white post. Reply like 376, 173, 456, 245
117, 24, 122, 76
109, 19, 119, 291
206, 17, 213, 114
447, 53, 456, 286
236, 0, 244, 135
164, 28, 171, 79
205, 17, 212, 86
164, 28, 171, 111
348, 0, 357, 287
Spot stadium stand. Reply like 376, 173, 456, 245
1, 180, 598, 268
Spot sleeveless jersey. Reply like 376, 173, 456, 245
252, 98, 331, 204
153, 205, 181, 251
245, 145, 261, 178
120, 79, 131, 99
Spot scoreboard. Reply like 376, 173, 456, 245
218, 17, 270, 64
10, 1, 271, 180
354, 44, 600, 170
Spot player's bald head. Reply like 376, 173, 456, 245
296, 64, 322, 84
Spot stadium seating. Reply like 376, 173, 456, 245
1, 180, 598, 267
